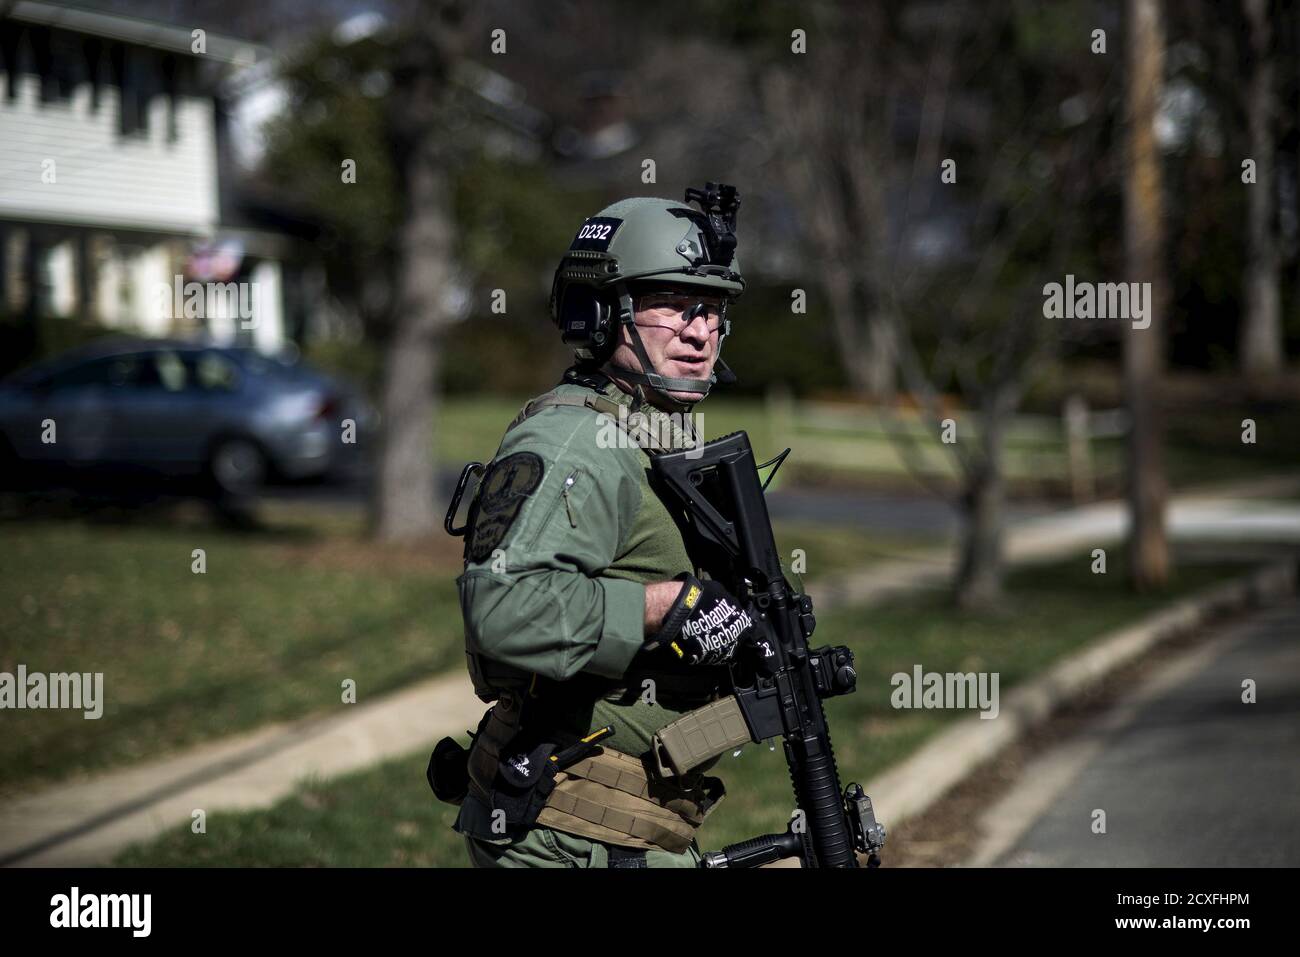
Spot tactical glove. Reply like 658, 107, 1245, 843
647, 573, 756, 666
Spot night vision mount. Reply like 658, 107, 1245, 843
681, 182, 740, 268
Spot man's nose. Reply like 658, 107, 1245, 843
680, 304, 713, 344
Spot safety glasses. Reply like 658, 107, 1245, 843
633, 289, 727, 334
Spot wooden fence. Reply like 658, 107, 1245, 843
765, 391, 1128, 501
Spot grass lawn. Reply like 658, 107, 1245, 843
0, 498, 915, 794
438, 395, 1300, 497
436, 396, 776, 470
1163, 403, 1300, 490
0, 501, 467, 795
113, 552, 1250, 866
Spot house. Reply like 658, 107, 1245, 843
0, 0, 301, 360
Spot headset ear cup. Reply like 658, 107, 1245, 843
549, 272, 563, 327
558, 286, 617, 360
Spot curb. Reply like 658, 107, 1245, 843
0, 671, 483, 866
861, 557, 1298, 834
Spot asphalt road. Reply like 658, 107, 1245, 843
258, 464, 1052, 537
975, 600, 1300, 867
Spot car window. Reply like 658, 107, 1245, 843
236, 352, 277, 377
193, 351, 240, 391
153, 351, 189, 391
43, 354, 142, 391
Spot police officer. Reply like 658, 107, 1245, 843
443, 183, 761, 868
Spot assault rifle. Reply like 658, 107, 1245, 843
649, 431, 886, 869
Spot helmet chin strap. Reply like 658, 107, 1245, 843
602, 286, 726, 412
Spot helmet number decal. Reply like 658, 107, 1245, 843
569, 216, 623, 251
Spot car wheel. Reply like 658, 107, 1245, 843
207, 437, 267, 497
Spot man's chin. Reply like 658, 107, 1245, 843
664, 361, 713, 396
664, 366, 712, 405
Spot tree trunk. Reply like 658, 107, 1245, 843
820, 263, 869, 395
1241, 0, 1283, 380
370, 151, 454, 543
819, 269, 896, 400
955, 383, 1013, 610
864, 310, 897, 399
955, 459, 1005, 611
1123, 0, 1170, 590
760, 57, 896, 402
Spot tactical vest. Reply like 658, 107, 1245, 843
461, 368, 714, 711
449, 369, 751, 852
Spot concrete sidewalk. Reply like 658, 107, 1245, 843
815, 479, 1300, 608
0, 673, 483, 866
4, 477, 1300, 866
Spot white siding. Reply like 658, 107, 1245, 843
0, 72, 219, 235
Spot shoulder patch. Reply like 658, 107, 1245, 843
466, 451, 545, 563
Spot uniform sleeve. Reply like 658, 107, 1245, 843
456, 408, 647, 681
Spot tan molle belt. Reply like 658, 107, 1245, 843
465, 692, 728, 854
536, 747, 725, 854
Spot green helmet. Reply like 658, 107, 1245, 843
550, 182, 745, 403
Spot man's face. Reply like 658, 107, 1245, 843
611, 286, 725, 405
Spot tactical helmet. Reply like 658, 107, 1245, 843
550, 182, 745, 404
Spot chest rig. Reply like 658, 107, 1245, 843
446, 366, 712, 706
435, 367, 732, 852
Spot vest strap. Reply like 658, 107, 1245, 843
505, 391, 698, 455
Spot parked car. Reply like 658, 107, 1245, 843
0, 337, 376, 497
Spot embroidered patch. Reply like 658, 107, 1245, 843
466, 451, 545, 563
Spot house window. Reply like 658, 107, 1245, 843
83, 37, 105, 112
46, 31, 81, 103
0, 21, 21, 102
109, 42, 152, 138
161, 54, 180, 143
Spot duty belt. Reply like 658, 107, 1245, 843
464, 690, 726, 854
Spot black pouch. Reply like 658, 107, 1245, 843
490, 739, 563, 831
427, 736, 471, 806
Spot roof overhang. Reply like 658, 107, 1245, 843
2, 1, 265, 66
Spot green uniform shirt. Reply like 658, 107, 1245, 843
453, 370, 733, 842
456, 373, 721, 761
